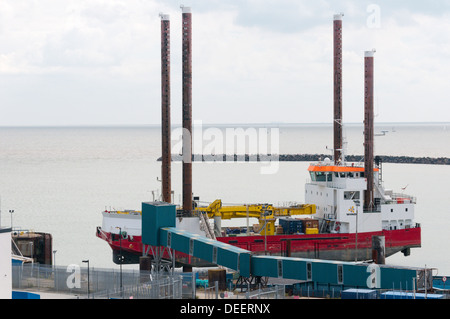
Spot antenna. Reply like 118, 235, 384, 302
375, 130, 388, 136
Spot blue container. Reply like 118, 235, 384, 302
279, 218, 303, 234
226, 228, 241, 235
342, 289, 377, 299
142, 202, 176, 246
12, 291, 40, 299
381, 291, 444, 299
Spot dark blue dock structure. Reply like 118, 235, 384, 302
141, 202, 430, 291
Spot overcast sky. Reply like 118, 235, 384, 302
1, 0, 449, 126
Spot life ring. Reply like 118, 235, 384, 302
335, 222, 341, 232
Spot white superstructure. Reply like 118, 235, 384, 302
0, 227, 12, 299
101, 210, 205, 238
305, 158, 416, 234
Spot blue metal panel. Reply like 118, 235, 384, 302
380, 266, 417, 290
251, 256, 279, 278
282, 258, 308, 280
217, 247, 238, 271
341, 263, 419, 290
311, 261, 339, 284
141, 202, 176, 246
342, 264, 370, 287
217, 244, 251, 277
239, 252, 251, 278
167, 229, 193, 255
193, 237, 215, 262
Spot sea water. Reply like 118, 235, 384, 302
0, 123, 449, 275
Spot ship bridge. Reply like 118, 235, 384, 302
308, 161, 379, 188
305, 160, 415, 234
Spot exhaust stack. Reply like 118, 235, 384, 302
333, 13, 343, 164
364, 50, 375, 211
181, 6, 193, 216
160, 13, 172, 203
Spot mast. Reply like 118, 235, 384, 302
181, 6, 193, 216
160, 13, 172, 203
333, 13, 344, 164
364, 50, 375, 211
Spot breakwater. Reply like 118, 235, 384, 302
158, 154, 450, 165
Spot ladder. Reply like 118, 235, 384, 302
199, 211, 216, 240
321, 206, 338, 233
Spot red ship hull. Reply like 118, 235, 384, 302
96, 225, 421, 267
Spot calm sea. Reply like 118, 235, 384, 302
1, 123, 449, 275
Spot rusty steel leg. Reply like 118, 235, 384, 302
333, 14, 343, 164
182, 6, 193, 216
160, 14, 171, 204
364, 50, 375, 211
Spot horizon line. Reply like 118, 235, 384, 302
1, 121, 450, 128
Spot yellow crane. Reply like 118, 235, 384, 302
196, 199, 316, 236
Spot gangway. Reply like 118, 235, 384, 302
142, 202, 432, 291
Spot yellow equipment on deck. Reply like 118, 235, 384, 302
196, 199, 316, 236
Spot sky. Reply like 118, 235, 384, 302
0, 0, 450, 126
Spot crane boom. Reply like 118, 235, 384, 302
196, 199, 316, 235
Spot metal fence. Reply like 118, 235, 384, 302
93, 276, 183, 299
12, 263, 289, 299
247, 285, 285, 299
197, 281, 284, 299
11, 263, 183, 299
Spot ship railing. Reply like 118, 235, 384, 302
323, 181, 340, 189
105, 210, 141, 215
11, 228, 37, 235
325, 180, 366, 189
306, 179, 346, 189
11, 238, 26, 258
386, 193, 417, 205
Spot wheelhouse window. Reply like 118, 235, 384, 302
315, 172, 332, 182
316, 172, 326, 181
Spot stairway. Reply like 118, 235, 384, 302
199, 211, 216, 240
